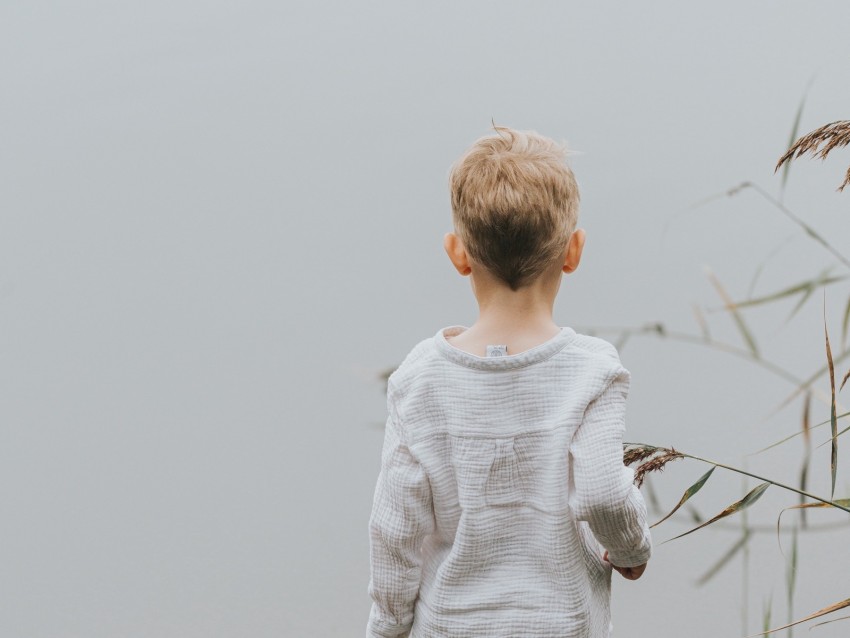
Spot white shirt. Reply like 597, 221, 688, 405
366, 326, 652, 638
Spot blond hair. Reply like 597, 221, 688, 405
448, 125, 580, 290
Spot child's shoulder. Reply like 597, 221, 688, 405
562, 331, 630, 388
568, 331, 622, 362
385, 334, 440, 394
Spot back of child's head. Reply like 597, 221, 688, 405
448, 125, 580, 291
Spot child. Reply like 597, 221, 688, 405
366, 126, 651, 637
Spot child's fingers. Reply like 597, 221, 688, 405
603, 550, 648, 580
613, 563, 647, 580
617, 567, 637, 580
614, 566, 634, 580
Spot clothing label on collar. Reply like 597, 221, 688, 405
486, 345, 508, 357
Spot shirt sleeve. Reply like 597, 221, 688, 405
366, 396, 435, 638
568, 365, 652, 568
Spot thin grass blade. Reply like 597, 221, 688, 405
747, 181, 850, 268
747, 259, 768, 301
782, 498, 850, 512
705, 267, 759, 358
664, 482, 770, 543
746, 234, 798, 299
692, 303, 710, 341
785, 527, 798, 638
798, 459, 810, 527
825, 297, 838, 499
800, 392, 811, 526
776, 498, 850, 541
780, 86, 810, 196
810, 614, 850, 630
685, 504, 703, 523
815, 414, 850, 450
786, 285, 814, 323
741, 471, 751, 636
770, 347, 850, 417
762, 595, 773, 638
753, 410, 850, 456
802, 391, 812, 446
841, 367, 849, 392
651, 466, 715, 528
842, 294, 850, 351
717, 274, 847, 312
695, 530, 750, 586
747, 597, 850, 637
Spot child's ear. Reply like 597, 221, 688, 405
562, 229, 585, 274
443, 232, 472, 276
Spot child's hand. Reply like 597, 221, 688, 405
602, 551, 647, 581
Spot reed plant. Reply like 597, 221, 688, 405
609, 113, 850, 636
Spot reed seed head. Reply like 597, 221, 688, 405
775, 120, 850, 192
623, 444, 659, 466
632, 447, 685, 488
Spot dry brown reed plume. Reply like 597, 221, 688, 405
624, 445, 685, 487
775, 120, 850, 192
622, 444, 659, 466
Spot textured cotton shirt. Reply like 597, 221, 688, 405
366, 326, 652, 638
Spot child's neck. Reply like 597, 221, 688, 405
450, 274, 562, 357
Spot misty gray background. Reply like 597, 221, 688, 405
3, 1, 850, 636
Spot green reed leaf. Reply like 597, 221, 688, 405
664, 482, 770, 543
798, 458, 810, 527
785, 527, 798, 638
780, 85, 810, 196
800, 392, 811, 526
825, 300, 838, 499
651, 466, 715, 528
802, 391, 811, 446
762, 595, 773, 638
